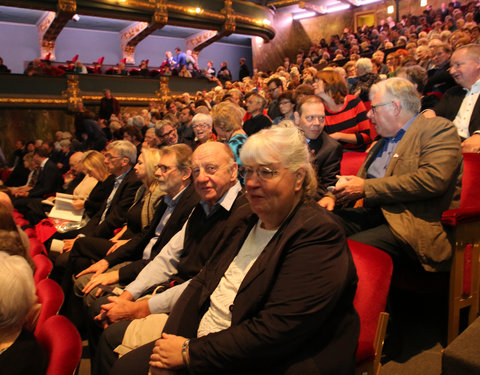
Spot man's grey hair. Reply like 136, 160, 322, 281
107, 140, 137, 165
369, 77, 421, 114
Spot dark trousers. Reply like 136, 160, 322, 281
110, 338, 154, 375
334, 207, 419, 267
94, 320, 131, 375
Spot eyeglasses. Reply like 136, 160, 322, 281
192, 123, 210, 129
160, 129, 176, 138
154, 164, 176, 173
268, 86, 278, 93
371, 101, 394, 114
104, 153, 121, 161
240, 166, 279, 181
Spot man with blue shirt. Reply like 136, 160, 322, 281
174, 47, 187, 72
333, 78, 462, 272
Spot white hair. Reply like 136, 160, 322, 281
240, 126, 317, 199
0, 253, 36, 341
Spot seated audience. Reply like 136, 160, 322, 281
65, 148, 163, 277
74, 144, 199, 307
333, 78, 462, 272
111, 126, 359, 375
92, 142, 249, 374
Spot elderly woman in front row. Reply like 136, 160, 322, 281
112, 126, 359, 375
0, 253, 48, 374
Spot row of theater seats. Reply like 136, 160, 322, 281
10, 151, 479, 375
12, 210, 82, 375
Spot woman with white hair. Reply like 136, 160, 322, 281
349, 57, 382, 102
0, 253, 48, 374
192, 113, 216, 148
112, 127, 359, 375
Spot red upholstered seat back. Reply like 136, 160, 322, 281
348, 240, 393, 364
340, 152, 367, 176
29, 237, 47, 257
33, 254, 53, 285
459, 153, 480, 208
35, 278, 64, 335
36, 315, 82, 375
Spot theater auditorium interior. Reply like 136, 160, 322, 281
0, 0, 480, 374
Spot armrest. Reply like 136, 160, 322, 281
442, 206, 480, 226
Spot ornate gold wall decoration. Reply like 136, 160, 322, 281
62, 74, 82, 112
156, 76, 170, 99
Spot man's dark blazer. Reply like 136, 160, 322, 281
104, 183, 200, 283
81, 168, 141, 238
308, 132, 343, 197
112, 201, 359, 375
28, 158, 62, 198
434, 85, 480, 137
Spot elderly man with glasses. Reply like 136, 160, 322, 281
332, 78, 462, 273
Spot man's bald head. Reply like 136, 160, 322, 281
0, 192, 13, 213
69, 152, 84, 174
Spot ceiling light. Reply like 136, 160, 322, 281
326, 4, 351, 13
292, 11, 317, 20
387, 5, 394, 13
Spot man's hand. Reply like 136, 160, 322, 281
462, 134, 480, 153
95, 296, 150, 325
62, 237, 78, 252
71, 199, 85, 210
106, 239, 129, 255
82, 270, 119, 295
76, 259, 109, 278
149, 333, 188, 370
333, 175, 366, 206
318, 196, 335, 211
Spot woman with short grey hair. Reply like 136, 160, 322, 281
0, 253, 48, 374
192, 113, 215, 147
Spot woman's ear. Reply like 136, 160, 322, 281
294, 167, 306, 191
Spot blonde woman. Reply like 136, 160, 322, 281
72, 150, 114, 218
